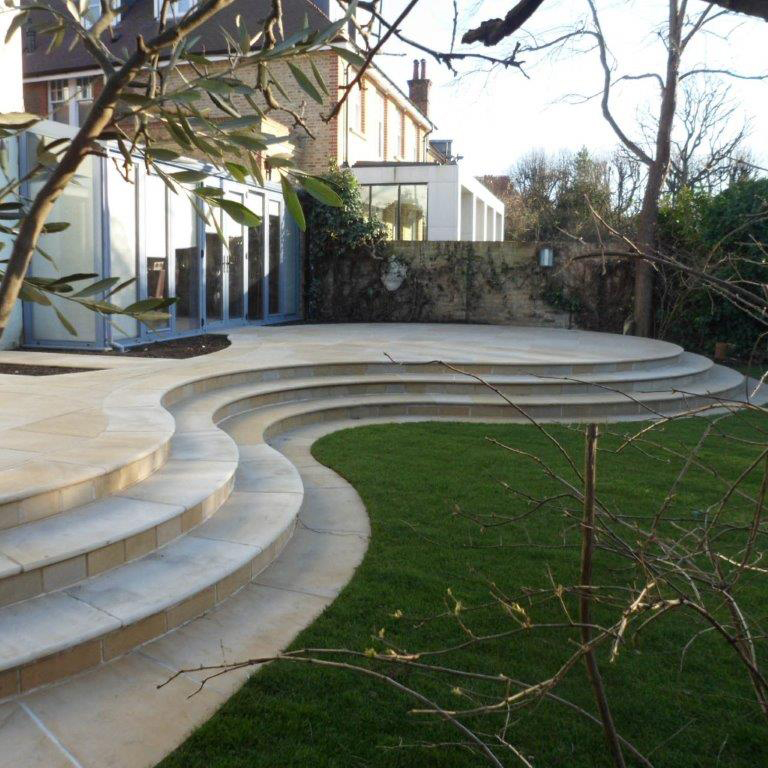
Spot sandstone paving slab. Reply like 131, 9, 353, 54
299, 485, 371, 536
118, 458, 234, 509
65, 536, 259, 626
18, 410, 108, 438
0, 592, 119, 669
19, 653, 225, 768
192, 491, 300, 549
140, 583, 330, 696
0, 703, 74, 768
0, 496, 184, 572
169, 428, 237, 462
253, 525, 368, 600
233, 452, 303, 493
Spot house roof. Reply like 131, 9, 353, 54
23, 0, 332, 78
22, 0, 434, 130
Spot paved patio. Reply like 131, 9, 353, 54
0, 324, 753, 766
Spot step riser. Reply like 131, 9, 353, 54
211, 377, 737, 427
261, 391, 746, 439
0, 517, 295, 700
163, 355, 688, 405
0, 442, 170, 532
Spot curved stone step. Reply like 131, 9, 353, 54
0, 442, 301, 697
0, 345, 701, 532
0, 357, 740, 606
0, 353, 746, 698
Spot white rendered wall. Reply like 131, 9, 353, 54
0, 10, 24, 348
352, 162, 504, 242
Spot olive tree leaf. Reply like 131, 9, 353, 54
287, 62, 324, 104
280, 174, 306, 231
298, 175, 343, 207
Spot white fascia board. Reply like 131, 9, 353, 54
458, 169, 505, 212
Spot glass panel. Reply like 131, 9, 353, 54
224, 192, 245, 320
268, 200, 281, 315
27, 133, 99, 341
370, 185, 398, 239
77, 100, 92, 126
399, 184, 427, 241
171, 190, 199, 332
228, 232, 244, 319
247, 193, 264, 320
145, 174, 169, 328
205, 231, 224, 323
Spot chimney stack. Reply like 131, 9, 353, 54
408, 57, 431, 118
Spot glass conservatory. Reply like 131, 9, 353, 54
20, 120, 302, 349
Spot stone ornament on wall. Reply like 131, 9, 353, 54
381, 257, 407, 291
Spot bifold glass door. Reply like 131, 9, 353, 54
200, 183, 299, 328
141, 169, 202, 338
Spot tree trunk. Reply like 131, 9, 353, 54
632, 0, 682, 337
580, 423, 627, 768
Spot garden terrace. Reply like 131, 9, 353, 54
0, 323, 759, 767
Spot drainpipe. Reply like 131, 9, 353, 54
343, 63, 351, 167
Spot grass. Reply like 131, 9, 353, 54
160, 415, 768, 768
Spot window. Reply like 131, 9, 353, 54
376, 92, 385, 159
363, 184, 427, 241
348, 79, 363, 134
48, 77, 96, 126
48, 80, 69, 124
82, 0, 102, 28
155, 0, 196, 19
394, 111, 403, 159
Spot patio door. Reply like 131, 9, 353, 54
204, 181, 249, 328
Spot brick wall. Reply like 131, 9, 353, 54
308, 240, 572, 327
23, 81, 47, 116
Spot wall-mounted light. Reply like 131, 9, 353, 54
538, 246, 554, 268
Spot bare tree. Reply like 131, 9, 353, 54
459, 0, 766, 338
462, 0, 768, 46
667, 80, 751, 197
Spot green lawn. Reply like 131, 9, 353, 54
160, 416, 768, 767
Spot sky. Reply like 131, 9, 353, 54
369, 0, 768, 176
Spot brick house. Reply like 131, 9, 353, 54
14, 0, 503, 349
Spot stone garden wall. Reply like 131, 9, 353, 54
306, 240, 575, 328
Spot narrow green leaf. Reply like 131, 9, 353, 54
280, 175, 306, 231
331, 46, 367, 68
288, 62, 324, 104
298, 175, 343, 207
18, 281, 52, 305
0, 111, 39, 130
41, 221, 70, 233
218, 199, 262, 228
225, 162, 248, 183
73, 277, 122, 297
53, 307, 78, 336
310, 58, 330, 96
170, 169, 209, 183
4, 11, 28, 44
147, 148, 181, 162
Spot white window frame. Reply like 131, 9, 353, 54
48, 77, 96, 127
